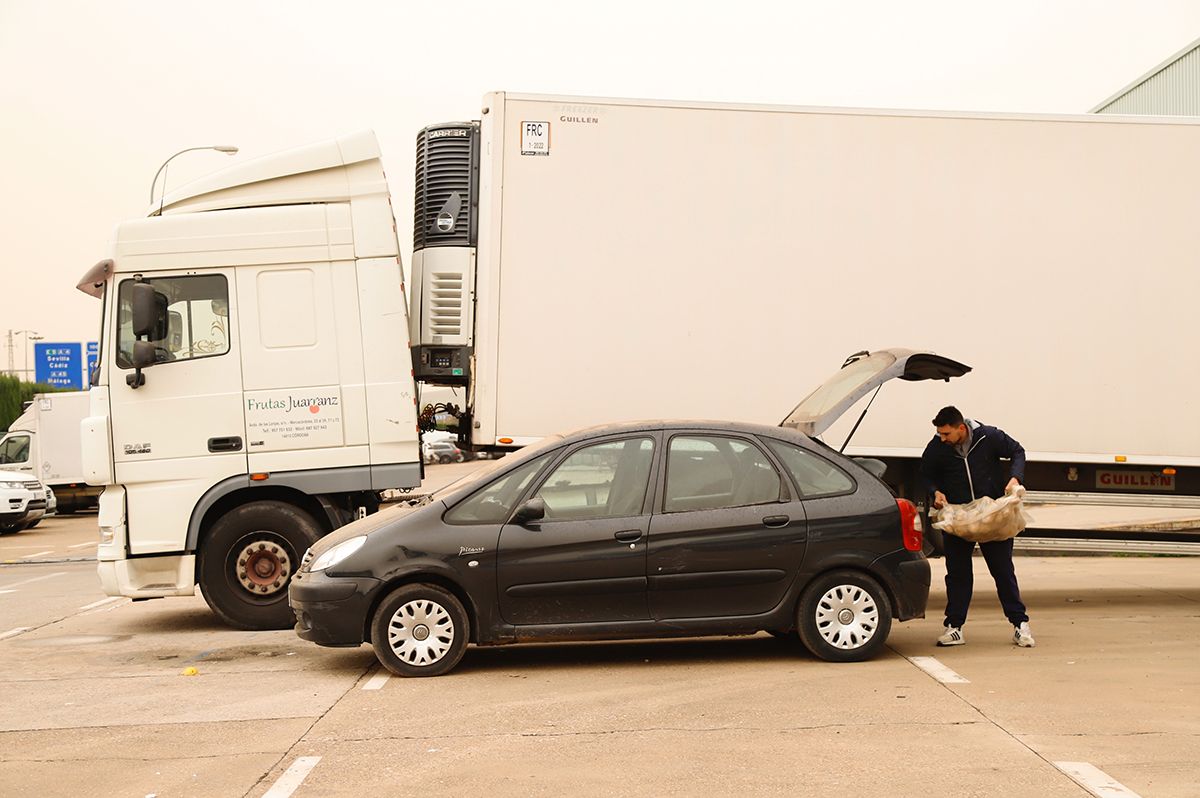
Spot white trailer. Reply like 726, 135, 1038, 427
0, 391, 101, 513
76, 132, 422, 628
409, 93, 1200, 553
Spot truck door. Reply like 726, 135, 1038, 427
497, 435, 658, 625
108, 270, 247, 554
0, 433, 33, 476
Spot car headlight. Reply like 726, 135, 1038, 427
0, 481, 26, 489
309, 536, 367, 572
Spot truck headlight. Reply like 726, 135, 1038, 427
309, 536, 367, 572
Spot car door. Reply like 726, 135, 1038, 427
496, 434, 659, 626
646, 432, 808, 620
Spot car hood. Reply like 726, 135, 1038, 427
780, 348, 971, 437
0, 470, 37, 483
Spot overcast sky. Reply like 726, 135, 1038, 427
1, 0, 1197, 370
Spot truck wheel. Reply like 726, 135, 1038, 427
198, 500, 323, 631
796, 570, 892, 663
370, 583, 469, 677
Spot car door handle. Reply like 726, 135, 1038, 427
762, 515, 790, 528
614, 529, 643, 543
208, 436, 243, 453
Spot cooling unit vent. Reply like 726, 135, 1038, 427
428, 272, 464, 337
414, 123, 479, 250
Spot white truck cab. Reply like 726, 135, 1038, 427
77, 131, 421, 629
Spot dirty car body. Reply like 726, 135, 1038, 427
291, 415, 933, 677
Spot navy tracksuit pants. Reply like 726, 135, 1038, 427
942, 533, 1029, 628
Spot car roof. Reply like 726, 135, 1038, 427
555, 419, 813, 447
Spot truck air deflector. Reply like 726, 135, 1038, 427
780, 348, 971, 437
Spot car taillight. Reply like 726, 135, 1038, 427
897, 498, 923, 552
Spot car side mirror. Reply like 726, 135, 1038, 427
510, 497, 546, 526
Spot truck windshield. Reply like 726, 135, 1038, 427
91, 282, 106, 387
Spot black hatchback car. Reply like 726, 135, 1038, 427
290, 349, 969, 676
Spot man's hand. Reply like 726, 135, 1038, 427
1006, 477, 1020, 493
933, 490, 947, 509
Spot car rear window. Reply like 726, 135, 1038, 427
764, 439, 855, 498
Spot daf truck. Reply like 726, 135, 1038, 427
0, 391, 102, 513
409, 93, 1200, 554
77, 131, 422, 629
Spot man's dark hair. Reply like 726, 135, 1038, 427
932, 406, 964, 428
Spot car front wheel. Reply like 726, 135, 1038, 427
796, 570, 892, 663
371, 583, 469, 677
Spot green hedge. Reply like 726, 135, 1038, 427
0, 375, 67, 432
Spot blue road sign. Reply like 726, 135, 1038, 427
35, 342, 83, 389
86, 341, 99, 385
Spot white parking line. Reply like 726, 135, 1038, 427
1054, 762, 1142, 797
262, 756, 321, 798
68, 541, 99, 549
20, 550, 54, 559
79, 596, 123, 611
362, 669, 391, 690
0, 627, 30, 641
0, 571, 67, 590
908, 656, 970, 684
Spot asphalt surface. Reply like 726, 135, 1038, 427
1, 483, 1197, 797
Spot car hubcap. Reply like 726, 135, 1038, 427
235, 538, 292, 596
388, 599, 454, 666
815, 584, 878, 650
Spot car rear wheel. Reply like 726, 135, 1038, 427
371, 583, 469, 677
796, 570, 892, 663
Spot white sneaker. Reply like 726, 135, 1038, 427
1013, 622, 1035, 648
936, 626, 965, 646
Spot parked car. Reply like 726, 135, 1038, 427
0, 470, 47, 533
290, 350, 963, 677
422, 441, 464, 465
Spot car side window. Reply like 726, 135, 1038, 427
444, 454, 552, 525
664, 435, 781, 513
534, 438, 655, 521
765, 439, 855, 498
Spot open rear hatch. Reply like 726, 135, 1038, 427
781, 349, 971, 445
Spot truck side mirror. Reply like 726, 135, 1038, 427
510, 497, 546, 526
130, 282, 168, 339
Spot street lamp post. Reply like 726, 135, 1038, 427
9, 329, 41, 381
149, 145, 239, 214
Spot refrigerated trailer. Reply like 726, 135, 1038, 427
409, 93, 1200, 553
77, 132, 422, 629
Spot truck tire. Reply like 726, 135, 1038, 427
370, 583, 470, 677
796, 570, 892, 663
198, 500, 323, 631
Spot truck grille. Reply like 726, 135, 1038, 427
414, 123, 478, 250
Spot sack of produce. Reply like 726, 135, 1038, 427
932, 484, 1032, 543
